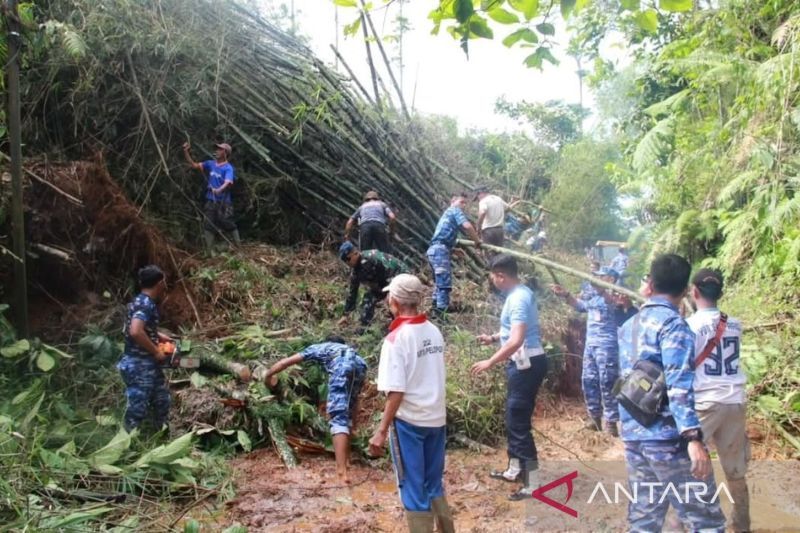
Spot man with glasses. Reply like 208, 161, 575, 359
117, 265, 174, 433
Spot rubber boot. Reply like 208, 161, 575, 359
431, 497, 455, 533
405, 510, 435, 533
230, 229, 241, 246
727, 477, 750, 532
490, 457, 521, 482
509, 460, 539, 501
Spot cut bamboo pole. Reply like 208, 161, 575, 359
268, 418, 298, 468
457, 239, 645, 302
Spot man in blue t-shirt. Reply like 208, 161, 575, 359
264, 336, 367, 484
471, 255, 547, 501
183, 141, 240, 251
117, 265, 174, 432
426, 193, 481, 317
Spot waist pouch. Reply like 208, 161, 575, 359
613, 311, 668, 427
614, 358, 667, 427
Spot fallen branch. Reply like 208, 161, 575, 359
451, 433, 495, 455
198, 352, 251, 382
30, 243, 73, 262
268, 418, 297, 469
457, 239, 645, 302
0, 152, 83, 206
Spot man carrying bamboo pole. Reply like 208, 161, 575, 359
182, 141, 240, 251
471, 255, 547, 501
551, 266, 621, 436
426, 194, 481, 318
345, 190, 396, 253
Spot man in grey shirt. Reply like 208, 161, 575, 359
345, 190, 396, 252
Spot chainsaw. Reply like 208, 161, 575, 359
157, 339, 200, 369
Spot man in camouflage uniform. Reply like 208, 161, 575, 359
552, 266, 620, 436
610, 245, 629, 286
427, 193, 481, 317
338, 241, 408, 327
617, 254, 725, 532
117, 265, 173, 433
264, 336, 367, 483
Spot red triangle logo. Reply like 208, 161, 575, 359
530, 470, 579, 518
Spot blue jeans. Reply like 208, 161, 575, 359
390, 418, 446, 512
506, 356, 547, 465
426, 243, 451, 311
624, 439, 725, 532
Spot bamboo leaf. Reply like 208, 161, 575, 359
1, 339, 30, 358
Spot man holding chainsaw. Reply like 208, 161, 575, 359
117, 265, 174, 433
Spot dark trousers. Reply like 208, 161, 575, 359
481, 226, 504, 246
358, 221, 390, 252
506, 355, 548, 464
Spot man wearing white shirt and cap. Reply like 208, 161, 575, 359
369, 274, 454, 533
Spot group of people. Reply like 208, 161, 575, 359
117, 169, 749, 532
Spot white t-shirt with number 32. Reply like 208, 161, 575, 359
686, 308, 746, 408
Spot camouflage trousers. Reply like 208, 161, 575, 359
117, 355, 171, 432
426, 244, 452, 311
624, 439, 726, 533
327, 356, 367, 435
582, 344, 620, 422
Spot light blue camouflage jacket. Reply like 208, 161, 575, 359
574, 293, 618, 347
610, 253, 628, 276
300, 342, 366, 376
618, 296, 701, 441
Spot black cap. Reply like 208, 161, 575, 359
692, 268, 723, 299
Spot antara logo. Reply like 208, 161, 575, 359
529, 471, 735, 518
531, 471, 579, 518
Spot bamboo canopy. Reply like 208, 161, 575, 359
22, 0, 470, 265
457, 239, 646, 302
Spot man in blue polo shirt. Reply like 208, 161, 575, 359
183, 141, 240, 251
471, 254, 547, 501
426, 193, 481, 318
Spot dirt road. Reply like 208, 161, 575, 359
220, 399, 800, 532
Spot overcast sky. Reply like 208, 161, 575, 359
288, 1, 590, 133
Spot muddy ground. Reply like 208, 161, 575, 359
216, 399, 799, 532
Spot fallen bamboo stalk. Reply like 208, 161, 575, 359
268, 418, 298, 468
457, 239, 645, 302
166, 246, 203, 329
31, 243, 73, 262
330, 45, 375, 106
198, 352, 251, 382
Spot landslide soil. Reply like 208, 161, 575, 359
220, 399, 795, 532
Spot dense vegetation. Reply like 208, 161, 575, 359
0, 0, 798, 529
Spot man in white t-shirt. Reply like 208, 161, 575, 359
686, 268, 749, 532
369, 274, 453, 533
476, 188, 517, 248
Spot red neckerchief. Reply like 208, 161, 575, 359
386, 314, 428, 343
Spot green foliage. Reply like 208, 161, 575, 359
542, 139, 622, 248
496, 98, 590, 148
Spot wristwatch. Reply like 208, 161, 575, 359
682, 428, 704, 442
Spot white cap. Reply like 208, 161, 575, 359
382, 273, 426, 305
